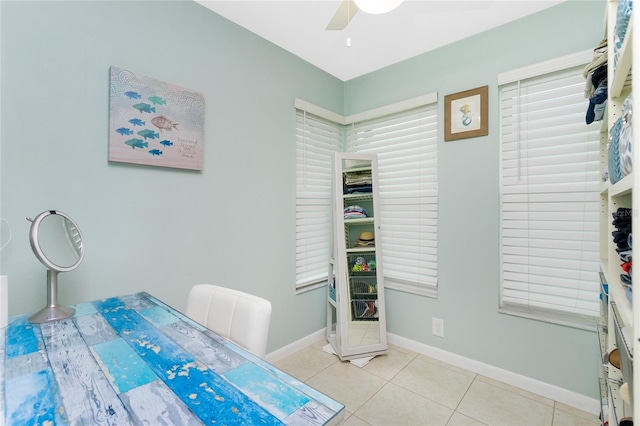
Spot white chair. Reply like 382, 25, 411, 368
185, 284, 272, 358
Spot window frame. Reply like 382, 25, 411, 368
294, 94, 439, 297
498, 50, 601, 330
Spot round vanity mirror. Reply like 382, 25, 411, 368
28, 210, 84, 323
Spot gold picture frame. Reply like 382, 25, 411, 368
444, 86, 488, 141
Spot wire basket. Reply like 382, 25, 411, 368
352, 300, 378, 320
351, 277, 377, 296
348, 253, 376, 273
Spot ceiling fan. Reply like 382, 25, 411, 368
326, 0, 405, 30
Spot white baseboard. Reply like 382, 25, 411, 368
266, 328, 599, 415
265, 328, 326, 364
386, 332, 600, 416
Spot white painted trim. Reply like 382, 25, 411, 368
294, 92, 438, 126
294, 98, 345, 124
265, 328, 326, 364
344, 92, 437, 124
497, 49, 593, 85
267, 328, 599, 415
386, 332, 600, 416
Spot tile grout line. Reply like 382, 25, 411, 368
287, 342, 597, 425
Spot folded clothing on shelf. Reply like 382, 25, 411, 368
344, 171, 372, 194
344, 171, 372, 186
612, 207, 633, 297
609, 117, 624, 184
586, 66, 607, 125
619, 92, 633, 177
344, 205, 369, 220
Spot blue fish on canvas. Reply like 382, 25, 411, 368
133, 103, 156, 114
124, 91, 142, 99
149, 149, 163, 156
159, 140, 173, 147
137, 129, 160, 140
115, 127, 134, 136
128, 118, 146, 127
124, 139, 148, 149
148, 95, 167, 105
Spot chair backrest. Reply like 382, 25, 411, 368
185, 284, 272, 358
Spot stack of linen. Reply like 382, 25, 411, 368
344, 205, 368, 220
344, 171, 372, 194
612, 207, 633, 303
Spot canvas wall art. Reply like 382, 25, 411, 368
109, 66, 205, 170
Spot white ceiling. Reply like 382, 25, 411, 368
195, 0, 567, 81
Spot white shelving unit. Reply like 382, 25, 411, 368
599, 1, 637, 425
326, 152, 388, 361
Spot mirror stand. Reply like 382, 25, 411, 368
29, 270, 76, 323
26, 210, 84, 324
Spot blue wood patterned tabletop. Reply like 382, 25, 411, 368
0, 292, 344, 425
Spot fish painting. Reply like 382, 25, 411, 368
159, 140, 173, 147
148, 95, 167, 105
128, 118, 146, 127
115, 127, 134, 136
137, 129, 160, 140
124, 91, 141, 99
133, 103, 156, 114
151, 116, 179, 132
124, 139, 148, 149
149, 149, 163, 156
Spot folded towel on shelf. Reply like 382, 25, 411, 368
344, 205, 369, 220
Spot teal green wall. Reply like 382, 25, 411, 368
1, 0, 605, 399
345, 0, 606, 398
0, 0, 342, 353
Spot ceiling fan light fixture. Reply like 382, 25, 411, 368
354, 0, 404, 14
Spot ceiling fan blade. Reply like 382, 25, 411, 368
326, 0, 359, 31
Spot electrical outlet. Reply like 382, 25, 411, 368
432, 317, 444, 337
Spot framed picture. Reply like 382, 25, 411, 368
108, 66, 205, 170
444, 85, 488, 141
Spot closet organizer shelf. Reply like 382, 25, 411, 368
611, 17, 633, 98
345, 218, 375, 225
346, 247, 376, 253
611, 173, 634, 196
609, 273, 633, 328
326, 152, 388, 361
598, 0, 636, 423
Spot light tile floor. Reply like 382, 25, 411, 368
274, 339, 601, 426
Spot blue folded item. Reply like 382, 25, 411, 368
344, 205, 369, 219
619, 250, 632, 262
346, 185, 372, 194
619, 93, 633, 176
609, 118, 624, 184
616, 0, 633, 43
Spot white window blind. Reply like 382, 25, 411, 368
346, 105, 439, 296
499, 64, 601, 329
295, 109, 342, 292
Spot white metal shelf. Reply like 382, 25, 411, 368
610, 14, 634, 98
600, 1, 636, 422
610, 173, 634, 196
346, 247, 376, 253
344, 218, 374, 225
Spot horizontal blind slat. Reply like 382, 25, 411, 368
499, 62, 600, 326
349, 104, 438, 294
295, 109, 341, 289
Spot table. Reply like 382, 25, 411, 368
0, 292, 344, 425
